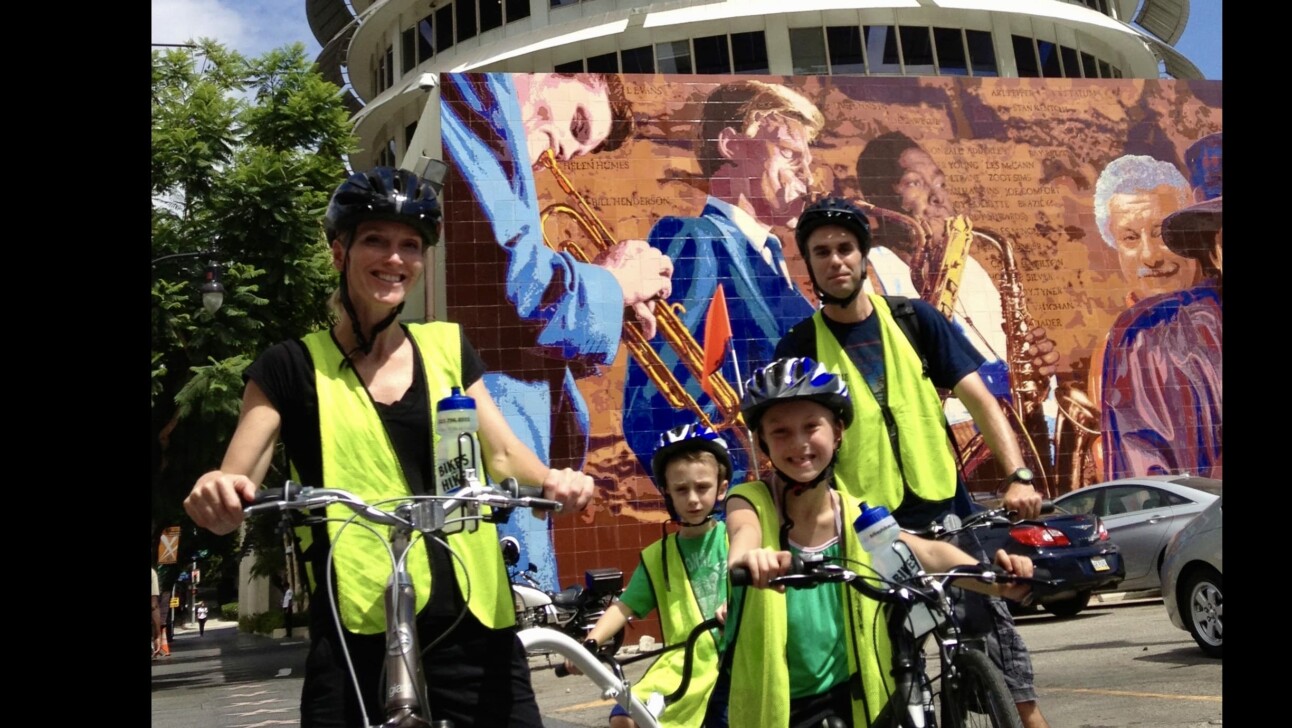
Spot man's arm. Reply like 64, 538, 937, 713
952, 371, 1042, 519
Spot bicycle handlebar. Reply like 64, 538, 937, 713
730, 556, 1056, 606
244, 477, 561, 532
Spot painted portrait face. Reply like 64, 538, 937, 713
725, 113, 815, 225
514, 74, 613, 167
1107, 185, 1201, 297
894, 147, 956, 236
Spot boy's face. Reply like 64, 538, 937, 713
758, 399, 842, 483
663, 454, 728, 523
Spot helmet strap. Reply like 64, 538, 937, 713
805, 256, 867, 309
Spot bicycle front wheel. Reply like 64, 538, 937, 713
938, 649, 1022, 728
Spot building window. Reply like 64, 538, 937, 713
554, 59, 584, 72
1080, 51, 1096, 78
405, 121, 418, 148
1037, 40, 1062, 77
933, 27, 968, 76
456, 0, 477, 42
621, 45, 655, 73
1098, 59, 1112, 78
587, 51, 618, 73
790, 28, 828, 75
657, 40, 693, 74
694, 34, 731, 74
436, 5, 454, 53
865, 25, 901, 74
418, 17, 434, 61
376, 45, 394, 92
378, 138, 397, 167
480, 0, 502, 33
826, 26, 864, 75
506, 0, 529, 22
1012, 35, 1039, 77
966, 29, 996, 76
401, 28, 416, 73
550, 0, 579, 7
1060, 45, 1079, 78
900, 26, 935, 75
731, 31, 768, 74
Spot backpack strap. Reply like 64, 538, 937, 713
882, 295, 928, 378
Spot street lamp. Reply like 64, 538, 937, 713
152, 251, 227, 314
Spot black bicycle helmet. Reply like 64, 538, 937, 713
325, 166, 443, 249
794, 196, 871, 256
740, 356, 854, 434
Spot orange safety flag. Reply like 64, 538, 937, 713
701, 283, 733, 400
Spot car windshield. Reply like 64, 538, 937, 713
1170, 477, 1222, 496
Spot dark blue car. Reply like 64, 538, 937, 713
947, 505, 1125, 618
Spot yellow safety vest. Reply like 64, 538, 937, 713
726, 481, 894, 727
813, 294, 959, 510
634, 524, 726, 728
296, 322, 513, 634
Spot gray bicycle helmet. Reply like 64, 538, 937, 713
740, 357, 854, 434
325, 166, 443, 249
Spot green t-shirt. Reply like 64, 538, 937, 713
620, 522, 729, 634
785, 541, 849, 698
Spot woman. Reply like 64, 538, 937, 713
184, 166, 594, 727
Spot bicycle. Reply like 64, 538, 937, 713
731, 555, 1054, 728
517, 616, 724, 728
243, 472, 562, 728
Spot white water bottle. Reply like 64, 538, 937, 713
435, 387, 482, 533
854, 502, 940, 638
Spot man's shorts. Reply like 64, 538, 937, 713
955, 590, 1038, 704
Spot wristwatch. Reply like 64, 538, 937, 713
1002, 467, 1035, 489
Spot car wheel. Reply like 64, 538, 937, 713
1181, 567, 1222, 658
1042, 591, 1091, 619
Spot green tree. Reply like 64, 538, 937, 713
151, 39, 358, 587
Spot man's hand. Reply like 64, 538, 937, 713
185, 471, 259, 535
596, 239, 674, 339
542, 467, 595, 514
1022, 326, 1061, 379
992, 549, 1035, 603
1001, 479, 1043, 521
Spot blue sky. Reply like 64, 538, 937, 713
151, 0, 1221, 79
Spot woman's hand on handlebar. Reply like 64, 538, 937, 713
542, 467, 595, 515
730, 548, 794, 592
185, 470, 259, 536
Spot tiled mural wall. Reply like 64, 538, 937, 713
439, 73, 1222, 640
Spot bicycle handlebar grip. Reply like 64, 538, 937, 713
250, 481, 305, 506
1040, 500, 1057, 515
554, 663, 571, 678
729, 554, 806, 587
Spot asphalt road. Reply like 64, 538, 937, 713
151, 598, 1223, 727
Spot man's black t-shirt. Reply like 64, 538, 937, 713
245, 325, 487, 617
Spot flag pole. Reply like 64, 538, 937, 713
727, 341, 760, 482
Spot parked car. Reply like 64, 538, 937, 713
1161, 495, 1222, 657
1052, 475, 1221, 594
948, 504, 1125, 619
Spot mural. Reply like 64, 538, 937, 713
439, 73, 1222, 598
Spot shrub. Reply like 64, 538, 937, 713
221, 602, 238, 621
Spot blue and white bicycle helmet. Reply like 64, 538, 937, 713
740, 357, 854, 433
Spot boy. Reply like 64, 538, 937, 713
724, 357, 1034, 728
565, 423, 732, 728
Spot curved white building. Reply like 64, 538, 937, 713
307, 0, 1205, 170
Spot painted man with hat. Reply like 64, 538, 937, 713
1099, 132, 1222, 481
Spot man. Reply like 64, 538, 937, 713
1101, 133, 1222, 480
622, 80, 822, 482
441, 73, 672, 590
854, 131, 1059, 487
1086, 153, 1202, 477
776, 196, 1051, 728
